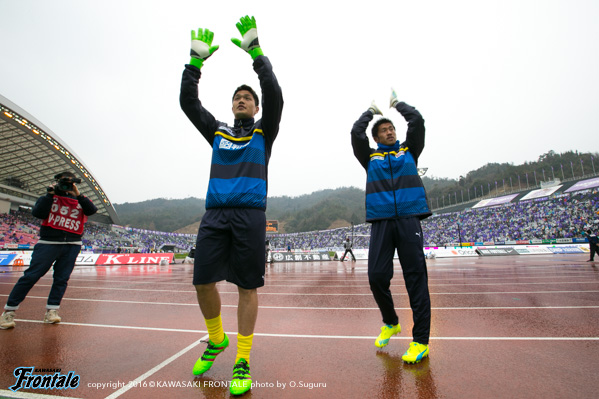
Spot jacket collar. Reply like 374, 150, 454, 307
377, 140, 400, 152
234, 118, 255, 129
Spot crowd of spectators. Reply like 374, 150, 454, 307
82, 223, 195, 253
267, 223, 371, 252
0, 210, 195, 253
1, 188, 597, 252
423, 189, 598, 246
0, 210, 40, 246
266, 188, 598, 250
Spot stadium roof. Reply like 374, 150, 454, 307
0, 94, 119, 224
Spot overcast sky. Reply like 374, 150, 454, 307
1, 1, 598, 204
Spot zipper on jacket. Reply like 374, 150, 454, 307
388, 154, 399, 218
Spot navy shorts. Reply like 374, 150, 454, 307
193, 208, 266, 289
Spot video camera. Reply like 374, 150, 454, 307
56, 177, 81, 192
50, 173, 82, 193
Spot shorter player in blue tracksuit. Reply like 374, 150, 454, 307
351, 91, 431, 363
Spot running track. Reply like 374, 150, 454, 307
0, 254, 598, 398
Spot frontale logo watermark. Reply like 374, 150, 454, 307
9, 367, 80, 392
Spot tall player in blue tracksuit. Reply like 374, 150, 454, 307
179, 16, 283, 396
351, 90, 431, 364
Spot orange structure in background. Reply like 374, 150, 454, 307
266, 220, 279, 233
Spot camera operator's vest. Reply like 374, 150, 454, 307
366, 143, 431, 222
41, 196, 87, 235
206, 129, 267, 210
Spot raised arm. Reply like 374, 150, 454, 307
351, 102, 382, 170
254, 56, 283, 146
390, 89, 425, 162
179, 27, 222, 145
231, 16, 283, 146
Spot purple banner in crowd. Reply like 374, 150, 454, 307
564, 177, 599, 193
472, 194, 519, 209
520, 186, 562, 201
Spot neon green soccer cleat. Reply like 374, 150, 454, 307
192, 334, 229, 375
402, 341, 429, 363
230, 358, 252, 396
375, 323, 401, 348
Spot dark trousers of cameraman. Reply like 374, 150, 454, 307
5, 243, 80, 310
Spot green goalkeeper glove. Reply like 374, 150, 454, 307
230, 15, 263, 60
389, 87, 399, 108
368, 101, 383, 115
189, 28, 219, 69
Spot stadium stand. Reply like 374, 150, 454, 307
267, 185, 598, 250
0, 182, 599, 253
82, 223, 195, 253
422, 188, 598, 246
1, 185, 597, 253
0, 94, 119, 225
0, 210, 195, 253
0, 210, 40, 247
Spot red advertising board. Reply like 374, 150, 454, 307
96, 253, 174, 265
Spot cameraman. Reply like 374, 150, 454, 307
0, 172, 97, 330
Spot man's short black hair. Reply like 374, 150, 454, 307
54, 171, 76, 181
371, 117, 395, 139
232, 84, 259, 106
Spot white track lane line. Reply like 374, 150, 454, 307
11, 303, 599, 316
0, 291, 599, 310
2, 281, 599, 293
9, 320, 599, 341
103, 335, 208, 399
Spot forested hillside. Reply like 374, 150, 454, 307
423, 150, 596, 206
114, 198, 206, 232
114, 188, 365, 233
